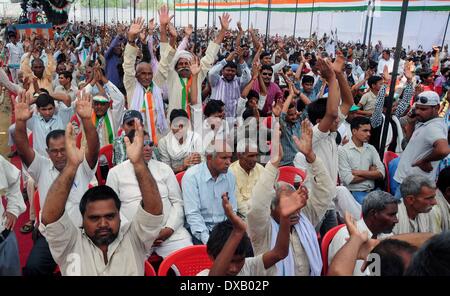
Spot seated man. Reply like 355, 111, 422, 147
39, 121, 163, 275
247, 120, 334, 275
431, 167, 450, 232
182, 139, 237, 245
112, 110, 143, 166
328, 191, 399, 275
229, 140, 264, 219
338, 116, 385, 204
393, 174, 439, 235
106, 128, 192, 258
158, 109, 204, 173
198, 190, 305, 276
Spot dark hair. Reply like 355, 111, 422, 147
247, 90, 259, 101
405, 232, 450, 276
59, 70, 73, 81
31, 58, 44, 67
169, 109, 188, 123
437, 167, 450, 197
36, 93, 55, 108
368, 76, 383, 88
260, 52, 271, 60
204, 100, 225, 118
223, 61, 237, 70
382, 49, 391, 55
307, 98, 327, 124
297, 99, 306, 112
79, 185, 121, 216
207, 219, 253, 259
38, 88, 49, 95
302, 75, 314, 85
45, 129, 65, 148
350, 116, 371, 131
260, 64, 273, 74
371, 239, 417, 276
242, 108, 255, 121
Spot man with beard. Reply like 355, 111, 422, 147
39, 121, 163, 276
106, 128, 192, 259
393, 91, 450, 194
328, 191, 400, 276
153, 5, 230, 120
393, 174, 439, 235
14, 91, 99, 275
208, 47, 251, 119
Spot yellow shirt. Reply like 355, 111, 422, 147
229, 160, 264, 218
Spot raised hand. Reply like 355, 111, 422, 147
168, 22, 177, 38
383, 65, 390, 82
332, 54, 346, 74
222, 193, 246, 234
279, 186, 308, 218
270, 121, 283, 167
237, 21, 243, 33
128, 17, 145, 41
14, 90, 33, 122
65, 122, 85, 167
76, 90, 93, 120
139, 28, 148, 43
189, 56, 201, 76
124, 119, 144, 165
159, 4, 174, 27
219, 13, 231, 31
184, 24, 193, 37
404, 61, 414, 81
316, 57, 336, 82
293, 119, 316, 163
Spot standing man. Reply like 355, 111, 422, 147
5, 30, 24, 84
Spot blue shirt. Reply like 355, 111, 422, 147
182, 162, 237, 244
279, 113, 302, 166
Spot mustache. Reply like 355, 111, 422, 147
95, 227, 112, 235
177, 67, 191, 73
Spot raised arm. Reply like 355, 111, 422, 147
189, 56, 200, 106
316, 58, 339, 132
13, 91, 35, 167
124, 120, 163, 215
41, 123, 84, 225
332, 55, 354, 116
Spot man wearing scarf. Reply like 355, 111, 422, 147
247, 121, 334, 276
153, 6, 231, 126
124, 17, 168, 144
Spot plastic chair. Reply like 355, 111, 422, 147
157, 245, 212, 276
96, 144, 114, 186
28, 133, 33, 147
175, 171, 186, 189
321, 224, 345, 275
383, 151, 399, 193
278, 166, 307, 186
144, 261, 157, 276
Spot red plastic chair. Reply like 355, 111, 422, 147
278, 166, 307, 186
28, 133, 33, 147
157, 245, 212, 276
321, 224, 345, 275
175, 171, 186, 189
144, 261, 157, 276
96, 144, 114, 186
383, 151, 399, 193
33, 191, 40, 220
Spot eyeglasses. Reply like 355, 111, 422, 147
261, 72, 272, 77
144, 140, 154, 147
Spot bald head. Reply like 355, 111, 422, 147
136, 62, 153, 88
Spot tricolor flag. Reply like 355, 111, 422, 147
14, 23, 54, 40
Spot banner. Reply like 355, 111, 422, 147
14, 23, 54, 40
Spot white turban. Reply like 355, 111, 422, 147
170, 50, 194, 70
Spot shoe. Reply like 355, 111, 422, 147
7, 150, 18, 158
20, 220, 34, 234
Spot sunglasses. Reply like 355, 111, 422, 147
144, 139, 154, 147
416, 96, 430, 105
261, 72, 272, 77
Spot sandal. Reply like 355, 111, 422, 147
20, 220, 34, 234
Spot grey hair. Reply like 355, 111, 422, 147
362, 191, 400, 218
271, 181, 296, 211
400, 175, 435, 199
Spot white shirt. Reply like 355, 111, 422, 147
39, 206, 163, 275
377, 57, 394, 75
27, 153, 96, 227
0, 156, 26, 233
196, 254, 275, 276
328, 219, 392, 276
106, 159, 191, 243
312, 125, 339, 190
6, 42, 24, 66
394, 117, 448, 183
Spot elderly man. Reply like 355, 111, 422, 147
229, 140, 264, 219
432, 167, 450, 232
21, 47, 56, 96
393, 175, 438, 235
39, 122, 163, 275
107, 128, 192, 258
123, 17, 168, 144
328, 191, 399, 275
0, 155, 26, 275
182, 139, 237, 245
153, 6, 230, 121
247, 120, 334, 276
393, 91, 450, 196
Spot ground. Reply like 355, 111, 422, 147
0, 90, 11, 157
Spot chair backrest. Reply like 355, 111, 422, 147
28, 133, 33, 147
383, 151, 399, 193
175, 171, 186, 189
278, 166, 307, 186
320, 224, 345, 275
96, 144, 114, 186
144, 261, 157, 276
157, 245, 212, 276
33, 191, 40, 220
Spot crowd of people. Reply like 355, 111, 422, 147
0, 5, 450, 276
